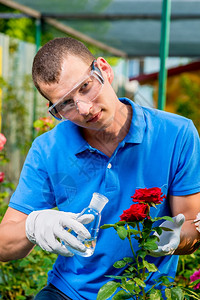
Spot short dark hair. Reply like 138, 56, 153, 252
32, 37, 95, 98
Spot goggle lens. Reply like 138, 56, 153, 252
49, 61, 104, 120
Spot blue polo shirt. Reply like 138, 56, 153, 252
9, 98, 200, 300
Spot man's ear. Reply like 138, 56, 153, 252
96, 57, 114, 84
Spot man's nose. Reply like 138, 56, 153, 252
75, 99, 93, 115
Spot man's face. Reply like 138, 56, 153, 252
40, 55, 118, 131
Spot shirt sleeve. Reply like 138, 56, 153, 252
9, 140, 56, 214
169, 120, 200, 196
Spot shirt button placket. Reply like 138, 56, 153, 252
107, 163, 112, 169
105, 161, 119, 193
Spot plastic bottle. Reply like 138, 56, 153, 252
64, 192, 109, 257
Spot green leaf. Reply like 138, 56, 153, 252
143, 219, 153, 228
115, 221, 126, 226
112, 290, 132, 299
16, 296, 26, 300
127, 265, 137, 273
24, 287, 35, 296
165, 288, 172, 300
153, 216, 173, 222
160, 227, 173, 232
101, 224, 116, 229
143, 241, 158, 250
170, 286, 184, 300
133, 278, 146, 287
127, 222, 136, 228
161, 216, 174, 222
113, 260, 127, 268
142, 230, 152, 240
181, 287, 200, 300
146, 236, 159, 243
143, 260, 158, 272
116, 226, 127, 240
123, 257, 133, 263
153, 226, 163, 235
33, 119, 44, 128
105, 275, 128, 279
2, 182, 15, 190
149, 289, 162, 300
157, 276, 171, 286
97, 281, 120, 300
137, 249, 146, 259
124, 280, 137, 292
18, 260, 30, 267
128, 229, 140, 235
189, 278, 200, 287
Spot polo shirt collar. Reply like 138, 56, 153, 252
120, 97, 146, 144
62, 121, 88, 154
67, 97, 146, 155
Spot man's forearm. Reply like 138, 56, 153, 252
174, 220, 200, 255
0, 219, 34, 262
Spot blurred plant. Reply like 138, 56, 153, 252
0, 133, 15, 198
0, 0, 116, 55
0, 4, 54, 45
190, 269, 200, 290
175, 251, 200, 296
0, 133, 7, 188
0, 172, 4, 183
33, 116, 55, 136
0, 243, 57, 300
0, 132, 57, 300
0, 75, 33, 156
0, 133, 6, 151
174, 74, 200, 134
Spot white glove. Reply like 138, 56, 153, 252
194, 213, 200, 233
149, 214, 185, 257
25, 209, 94, 257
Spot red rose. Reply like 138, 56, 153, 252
0, 172, 5, 183
120, 203, 149, 222
131, 187, 165, 205
0, 133, 6, 151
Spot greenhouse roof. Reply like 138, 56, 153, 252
1, 0, 200, 58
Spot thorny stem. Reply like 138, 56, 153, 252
137, 222, 146, 300
127, 225, 145, 298
137, 223, 142, 239
127, 225, 138, 264
127, 224, 147, 299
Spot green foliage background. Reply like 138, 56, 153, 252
0, 200, 57, 300
174, 74, 200, 134
0, 146, 57, 300
0, 2, 199, 299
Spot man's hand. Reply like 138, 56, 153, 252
149, 214, 185, 257
25, 209, 94, 257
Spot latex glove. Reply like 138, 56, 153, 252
148, 214, 185, 257
26, 209, 94, 257
194, 213, 200, 233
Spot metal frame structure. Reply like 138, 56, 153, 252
0, 0, 174, 120
158, 0, 171, 110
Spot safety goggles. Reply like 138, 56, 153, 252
48, 60, 104, 120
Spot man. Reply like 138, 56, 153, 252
0, 37, 200, 300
